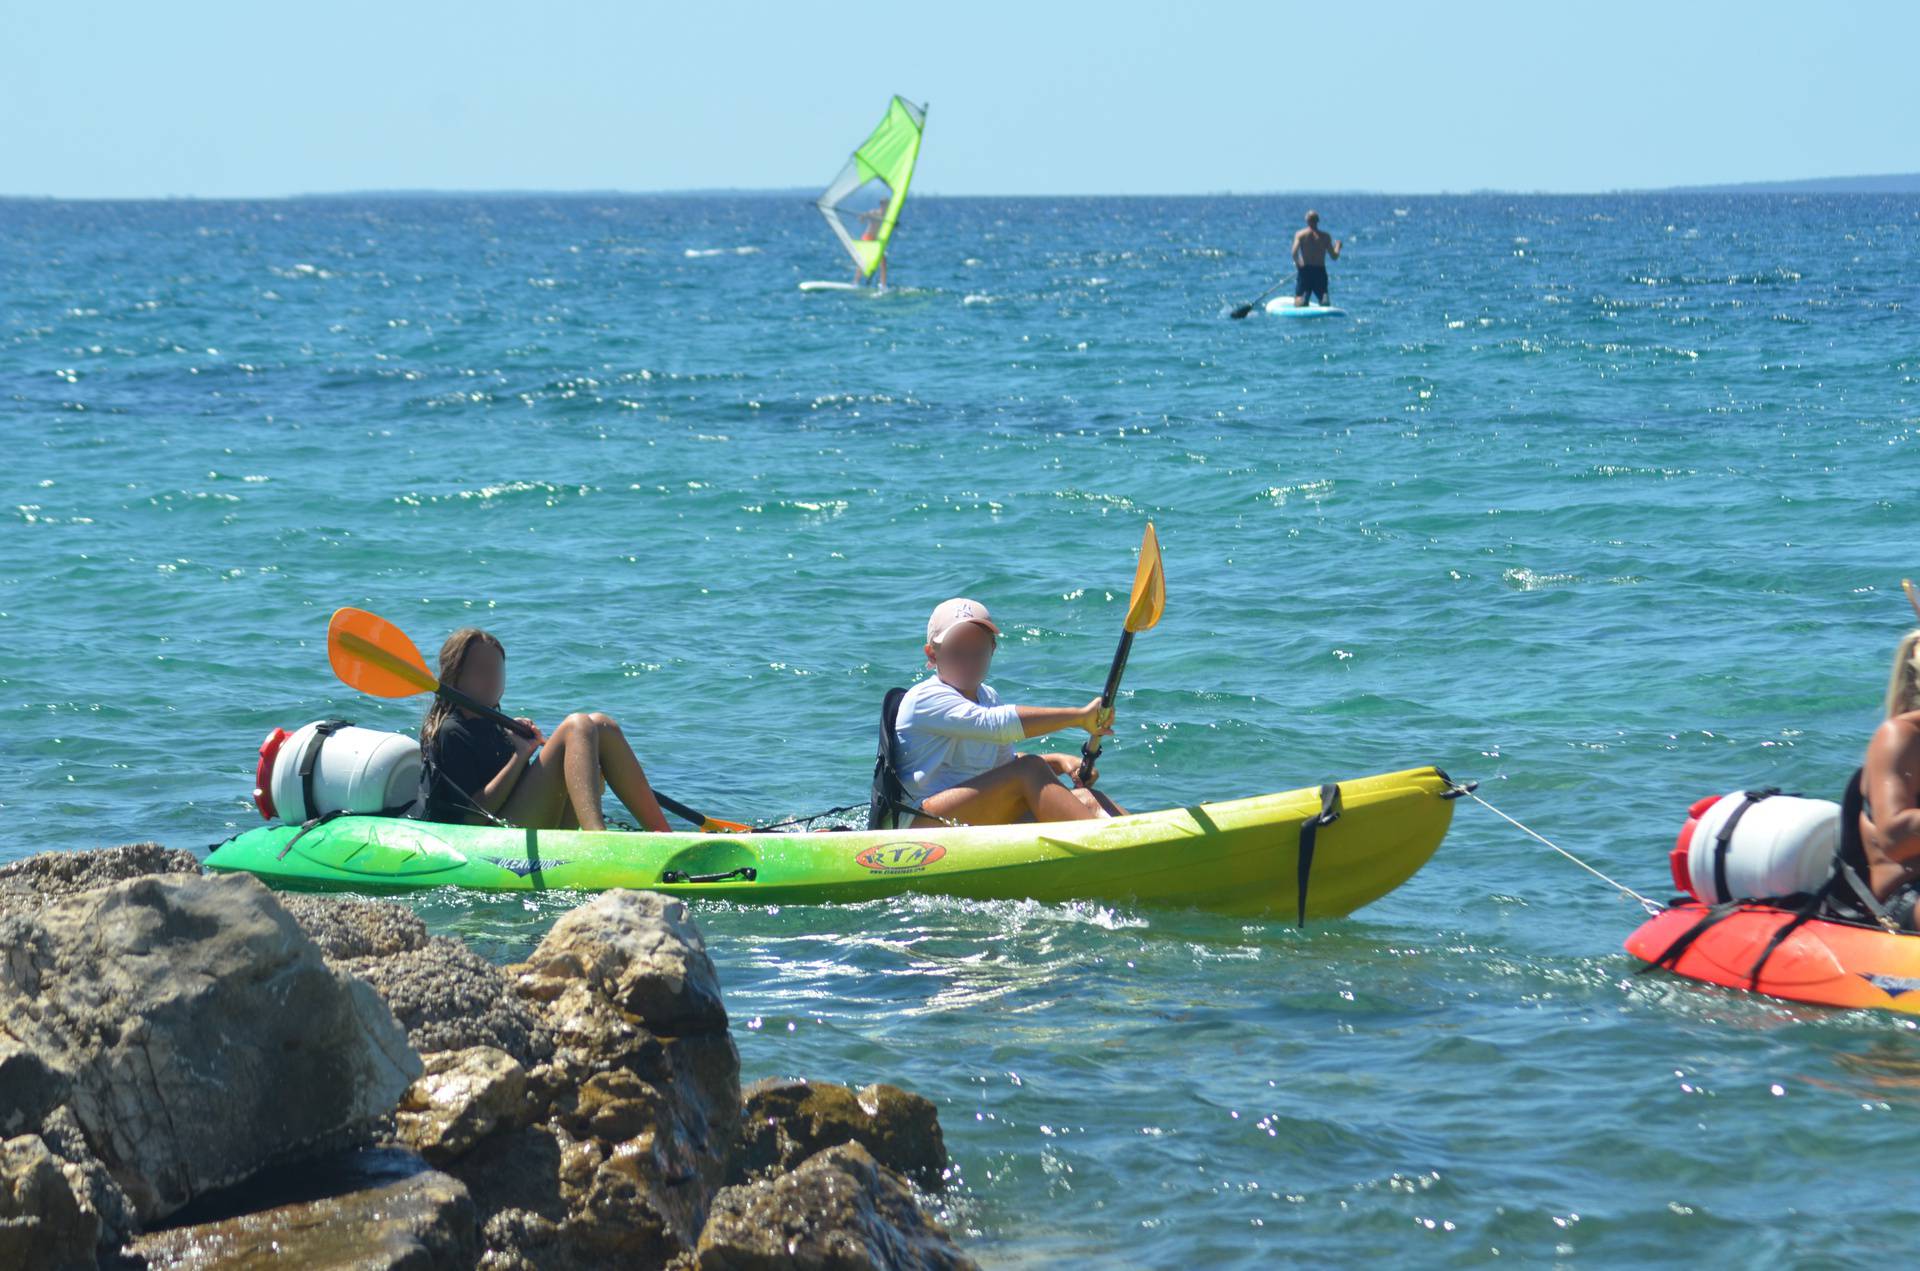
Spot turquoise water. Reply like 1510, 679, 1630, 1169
5, 193, 1919, 1263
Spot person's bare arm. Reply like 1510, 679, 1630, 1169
475, 719, 541, 813
1328, 233, 1342, 260
1291, 229, 1307, 266
1866, 718, 1920, 864
1015, 699, 1111, 740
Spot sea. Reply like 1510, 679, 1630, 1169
4, 191, 1918, 1265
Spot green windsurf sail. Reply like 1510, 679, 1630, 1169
815, 96, 926, 281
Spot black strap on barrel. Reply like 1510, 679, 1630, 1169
1648, 771, 1896, 990
1709, 789, 1777, 904
296, 719, 349, 825
1296, 783, 1342, 928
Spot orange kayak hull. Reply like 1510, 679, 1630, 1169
1626, 902, 1920, 1013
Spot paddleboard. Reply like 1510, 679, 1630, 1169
799, 280, 874, 293
1266, 298, 1347, 318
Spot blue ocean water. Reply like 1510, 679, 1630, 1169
4, 192, 1919, 1264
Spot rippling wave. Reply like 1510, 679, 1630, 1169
5, 192, 1919, 1263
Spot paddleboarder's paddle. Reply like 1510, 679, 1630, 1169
1076, 523, 1167, 786
1904, 578, 1920, 622
1229, 278, 1289, 320
325, 606, 749, 834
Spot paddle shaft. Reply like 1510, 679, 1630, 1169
1231, 276, 1290, 318
437, 685, 713, 830
1076, 630, 1135, 785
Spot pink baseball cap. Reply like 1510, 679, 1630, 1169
926, 597, 1000, 646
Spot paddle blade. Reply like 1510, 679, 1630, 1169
327, 607, 439, 699
1124, 522, 1166, 633
1228, 304, 1253, 320
1905, 578, 1920, 623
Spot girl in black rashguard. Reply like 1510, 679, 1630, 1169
418, 628, 671, 832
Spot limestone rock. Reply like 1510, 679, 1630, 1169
354, 934, 556, 1067
514, 890, 727, 1036
736, 1079, 950, 1189
0, 872, 420, 1222
0, 1132, 97, 1271
398, 1046, 533, 1166
278, 892, 432, 960
696, 1142, 976, 1271
0, 843, 198, 918
37, 1104, 136, 1250
128, 1153, 475, 1270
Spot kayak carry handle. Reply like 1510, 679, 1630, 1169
660, 866, 758, 885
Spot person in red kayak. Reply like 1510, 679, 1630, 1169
1856, 630, 1920, 925
892, 598, 1125, 827
418, 627, 670, 832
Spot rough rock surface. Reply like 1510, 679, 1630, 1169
128, 1152, 476, 1270
512, 889, 729, 1036
472, 890, 744, 1267
354, 934, 557, 1067
0, 1131, 97, 1271
696, 1142, 978, 1271
0, 872, 420, 1222
735, 1078, 951, 1190
397, 1046, 534, 1167
277, 892, 434, 960
0, 843, 199, 916
1, 849, 973, 1269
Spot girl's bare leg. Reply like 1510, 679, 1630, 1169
586, 712, 670, 833
501, 711, 670, 833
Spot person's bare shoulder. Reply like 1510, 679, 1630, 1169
1869, 714, 1920, 779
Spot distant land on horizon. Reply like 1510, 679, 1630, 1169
4, 174, 1918, 201
1630, 171, 1920, 195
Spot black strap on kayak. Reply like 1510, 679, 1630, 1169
295, 719, 349, 823
1640, 898, 1749, 975
1736, 861, 1895, 992
1708, 789, 1777, 904
276, 807, 354, 859
1296, 783, 1342, 928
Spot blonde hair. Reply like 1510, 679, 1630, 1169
1887, 630, 1920, 718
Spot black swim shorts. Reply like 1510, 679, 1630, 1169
1295, 263, 1329, 301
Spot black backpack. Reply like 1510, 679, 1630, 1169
868, 687, 909, 831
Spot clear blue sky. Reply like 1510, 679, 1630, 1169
4, 0, 1914, 198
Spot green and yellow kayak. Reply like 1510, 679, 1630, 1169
205, 766, 1459, 918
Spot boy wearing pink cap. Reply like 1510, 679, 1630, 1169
889, 598, 1125, 826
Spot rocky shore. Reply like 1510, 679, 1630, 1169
0, 845, 976, 1270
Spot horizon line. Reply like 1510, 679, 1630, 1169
3, 171, 1918, 203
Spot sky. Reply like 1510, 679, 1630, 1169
2, 0, 1915, 198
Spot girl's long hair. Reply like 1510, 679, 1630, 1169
1888, 630, 1920, 719
421, 628, 505, 750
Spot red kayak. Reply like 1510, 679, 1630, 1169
1626, 902, 1920, 1014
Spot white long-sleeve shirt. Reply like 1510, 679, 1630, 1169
893, 677, 1023, 801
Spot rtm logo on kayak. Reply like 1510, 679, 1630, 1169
855, 842, 948, 874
